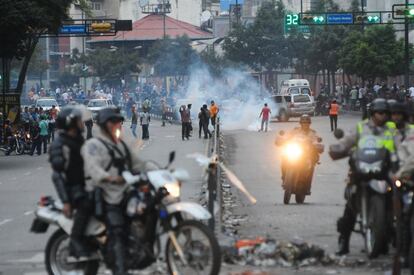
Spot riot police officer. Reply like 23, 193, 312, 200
388, 99, 414, 147
49, 106, 92, 257
330, 98, 397, 255
82, 107, 145, 275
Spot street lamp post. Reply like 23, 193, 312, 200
405, 0, 410, 90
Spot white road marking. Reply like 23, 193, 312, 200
23, 172, 31, 176
0, 218, 12, 226
36, 166, 44, 170
10, 252, 43, 263
11, 177, 17, 180
24, 211, 34, 216
165, 135, 175, 138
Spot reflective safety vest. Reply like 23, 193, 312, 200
329, 103, 339, 115
357, 120, 396, 153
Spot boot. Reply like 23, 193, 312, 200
69, 237, 90, 258
336, 235, 350, 255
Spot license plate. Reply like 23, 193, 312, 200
30, 218, 49, 233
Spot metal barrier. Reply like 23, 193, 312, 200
207, 116, 220, 231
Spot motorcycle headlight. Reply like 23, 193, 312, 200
26, 134, 31, 139
164, 182, 180, 198
283, 143, 303, 162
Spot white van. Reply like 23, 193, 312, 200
279, 79, 313, 96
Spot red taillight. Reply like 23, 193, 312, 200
39, 196, 50, 206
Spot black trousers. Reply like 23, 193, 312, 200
182, 122, 190, 139
330, 115, 338, 131
30, 138, 41, 155
104, 203, 127, 274
41, 135, 48, 153
142, 124, 149, 140
48, 123, 55, 143
71, 196, 94, 241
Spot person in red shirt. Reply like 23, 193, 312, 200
259, 103, 271, 132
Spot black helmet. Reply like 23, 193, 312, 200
96, 107, 124, 127
388, 99, 408, 116
299, 114, 311, 124
369, 98, 389, 114
56, 106, 83, 130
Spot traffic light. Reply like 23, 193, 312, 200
300, 14, 325, 25
394, 7, 414, 17
90, 22, 112, 33
367, 15, 380, 23
354, 13, 381, 24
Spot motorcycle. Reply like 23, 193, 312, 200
278, 131, 324, 204
330, 129, 393, 258
392, 179, 414, 273
30, 152, 222, 275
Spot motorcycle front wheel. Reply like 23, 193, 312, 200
45, 229, 99, 275
364, 195, 386, 258
166, 220, 221, 275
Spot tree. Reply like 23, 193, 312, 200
223, 0, 290, 73
339, 25, 405, 83
27, 45, 50, 87
147, 35, 198, 77
0, 0, 89, 93
72, 47, 141, 87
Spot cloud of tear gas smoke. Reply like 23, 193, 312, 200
175, 66, 278, 131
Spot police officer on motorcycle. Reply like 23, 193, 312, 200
81, 107, 145, 275
330, 98, 397, 255
388, 99, 414, 147
49, 106, 92, 257
276, 114, 321, 187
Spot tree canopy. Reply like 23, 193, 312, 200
339, 25, 405, 83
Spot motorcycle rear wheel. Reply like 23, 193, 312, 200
365, 195, 386, 259
45, 229, 99, 275
166, 220, 221, 275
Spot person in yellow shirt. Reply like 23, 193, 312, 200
209, 100, 219, 127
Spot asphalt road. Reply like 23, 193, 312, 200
222, 114, 408, 275
0, 114, 410, 275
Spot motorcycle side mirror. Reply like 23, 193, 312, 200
168, 151, 176, 165
279, 130, 285, 136
317, 137, 323, 143
334, 129, 344, 139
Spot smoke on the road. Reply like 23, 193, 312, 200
176, 65, 278, 131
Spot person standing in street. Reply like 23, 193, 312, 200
201, 104, 212, 139
329, 99, 339, 132
179, 105, 190, 140
30, 122, 41, 156
48, 105, 58, 142
140, 109, 150, 140
187, 104, 193, 137
39, 115, 49, 154
85, 119, 93, 139
209, 100, 219, 128
130, 105, 138, 138
259, 103, 271, 132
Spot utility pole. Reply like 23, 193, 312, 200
405, 0, 410, 90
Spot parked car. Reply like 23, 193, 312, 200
87, 99, 114, 120
270, 94, 315, 122
35, 98, 60, 112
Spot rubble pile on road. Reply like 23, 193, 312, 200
222, 238, 369, 268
